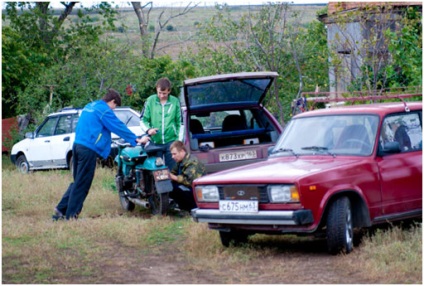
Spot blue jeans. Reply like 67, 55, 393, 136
56, 144, 97, 219
155, 141, 176, 170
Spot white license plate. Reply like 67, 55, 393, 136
153, 169, 170, 181
219, 150, 257, 162
219, 200, 258, 213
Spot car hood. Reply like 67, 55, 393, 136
183, 72, 278, 112
194, 156, 365, 184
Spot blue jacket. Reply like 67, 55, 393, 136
75, 100, 137, 159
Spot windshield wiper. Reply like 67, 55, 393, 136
271, 148, 298, 157
301, 146, 335, 157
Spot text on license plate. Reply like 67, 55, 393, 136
219, 200, 258, 213
219, 150, 257, 162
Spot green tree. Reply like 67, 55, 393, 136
2, 2, 118, 119
325, 3, 422, 93
183, 3, 328, 124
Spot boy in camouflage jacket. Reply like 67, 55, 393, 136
169, 140, 206, 211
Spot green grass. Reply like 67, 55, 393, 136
2, 154, 422, 283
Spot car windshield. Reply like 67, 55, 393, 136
114, 110, 140, 127
273, 114, 379, 156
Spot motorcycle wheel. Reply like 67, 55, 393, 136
116, 175, 135, 211
146, 174, 169, 215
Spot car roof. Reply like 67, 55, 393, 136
294, 101, 422, 118
48, 106, 140, 117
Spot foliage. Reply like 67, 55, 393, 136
182, 3, 329, 124
2, 2, 117, 118
328, 3, 422, 92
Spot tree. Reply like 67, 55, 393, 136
131, 1, 198, 59
322, 3, 422, 93
184, 3, 328, 124
2, 2, 118, 119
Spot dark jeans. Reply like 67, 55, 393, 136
155, 141, 176, 170
170, 182, 197, 212
56, 143, 97, 219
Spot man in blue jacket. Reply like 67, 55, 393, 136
53, 89, 149, 220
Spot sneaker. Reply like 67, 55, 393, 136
52, 214, 64, 221
52, 208, 64, 221
54, 207, 64, 217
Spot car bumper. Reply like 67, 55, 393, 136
10, 154, 16, 164
191, 208, 314, 226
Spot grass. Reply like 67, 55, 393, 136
2, 154, 422, 283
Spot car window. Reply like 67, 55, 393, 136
37, 117, 59, 137
380, 112, 422, 152
114, 110, 140, 127
55, 115, 73, 135
189, 108, 280, 150
71, 114, 79, 132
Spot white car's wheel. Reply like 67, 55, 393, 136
16, 155, 30, 174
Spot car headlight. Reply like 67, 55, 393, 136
267, 185, 299, 203
195, 185, 219, 202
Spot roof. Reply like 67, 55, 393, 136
327, 2, 422, 14
293, 102, 422, 118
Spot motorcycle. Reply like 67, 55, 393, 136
114, 138, 173, 215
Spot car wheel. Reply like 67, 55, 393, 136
219, 230, 249, 247
327, 196, 353, 254
16, 155, 30, 174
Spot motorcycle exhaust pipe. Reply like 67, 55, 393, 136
127, 197, 150, 209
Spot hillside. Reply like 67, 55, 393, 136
99, 4, 326, 58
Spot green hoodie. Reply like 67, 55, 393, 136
141, 94, 181, 144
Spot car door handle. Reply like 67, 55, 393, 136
44, 140, 50, 143
63, 137, 70, 141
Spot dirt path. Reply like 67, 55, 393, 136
68, 237, 378, 284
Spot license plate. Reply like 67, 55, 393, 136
219, 200, 258, 213
153, 169, 170, 181
219, 150, 257, 162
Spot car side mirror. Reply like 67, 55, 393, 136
379, 141, 401, 155
25, 132, 34, 139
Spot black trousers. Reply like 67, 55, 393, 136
170, 182, 197, 212
56, 144, 97, 219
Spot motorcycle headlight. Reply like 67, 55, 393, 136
155, 157, 165, 166
195, 185, 219, 202
267, 185, 299, 203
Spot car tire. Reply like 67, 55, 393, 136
16, 155, 30, 174
327, 196, 354, 254
219, 230, 249, 247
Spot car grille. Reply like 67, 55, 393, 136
218, 185, 269, 203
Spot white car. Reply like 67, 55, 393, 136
10, 107, 143, 173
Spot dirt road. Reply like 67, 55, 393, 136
64, 234, 378, 284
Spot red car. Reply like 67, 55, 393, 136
179, 72, 283, 174
191, 101, 422, 254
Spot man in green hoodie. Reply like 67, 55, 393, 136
141, 77, 181, 170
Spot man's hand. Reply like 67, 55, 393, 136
147, 128, 159, 136
136, 136, 150, 145
169, 173, 178, 182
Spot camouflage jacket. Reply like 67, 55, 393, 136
171, 153, 206, 188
